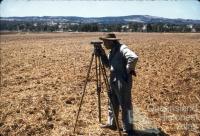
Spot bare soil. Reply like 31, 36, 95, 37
0, 32, 200, 136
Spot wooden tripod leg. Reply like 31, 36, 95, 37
73, 53, 95, 133
96, 55, 102, 123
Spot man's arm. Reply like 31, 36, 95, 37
120, 45, 138, 76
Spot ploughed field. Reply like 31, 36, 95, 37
0, 32, 200, 136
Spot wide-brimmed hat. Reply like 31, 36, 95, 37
99, 33, 120, 41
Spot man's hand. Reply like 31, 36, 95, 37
130, 70, 137, 77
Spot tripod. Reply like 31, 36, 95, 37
73, 41, 122, 136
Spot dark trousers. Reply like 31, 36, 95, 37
107, 74, 133, 131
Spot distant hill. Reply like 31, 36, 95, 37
1, 15, 200, 25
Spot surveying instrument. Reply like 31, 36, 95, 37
73, 41, 122, 136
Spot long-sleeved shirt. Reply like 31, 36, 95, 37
101, 44, 138, 82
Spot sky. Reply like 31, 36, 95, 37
0, 0, 200, 20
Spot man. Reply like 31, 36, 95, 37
98, 33, 138, 135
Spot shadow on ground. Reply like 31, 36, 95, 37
132, 128, 169, 136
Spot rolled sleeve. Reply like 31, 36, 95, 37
120, 45, 138, 73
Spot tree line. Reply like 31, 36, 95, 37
1, 20, 200, 32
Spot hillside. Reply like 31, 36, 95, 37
1, 15, 200, 25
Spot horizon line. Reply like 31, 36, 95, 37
1, 15, 199, 21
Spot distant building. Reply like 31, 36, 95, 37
47, 21, 57, 26
142, 24, 147, 32
58, 24, 62, 29
33, 23, 37, 27
191, 28, 196, 32
70, 23, 79, 25
122, 25, 129, 29
187, 24, 196, 32
121, 25, 129, 32
187, 24, 193, 29
101, 28, 108, 32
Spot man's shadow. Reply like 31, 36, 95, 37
131, 128, 169, 136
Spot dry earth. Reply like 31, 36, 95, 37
0, 32, 200, 136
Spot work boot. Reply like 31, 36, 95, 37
100, 124, 117, 130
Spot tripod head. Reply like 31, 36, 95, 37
91, 41, 103, 55
91, 41, 103, 48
